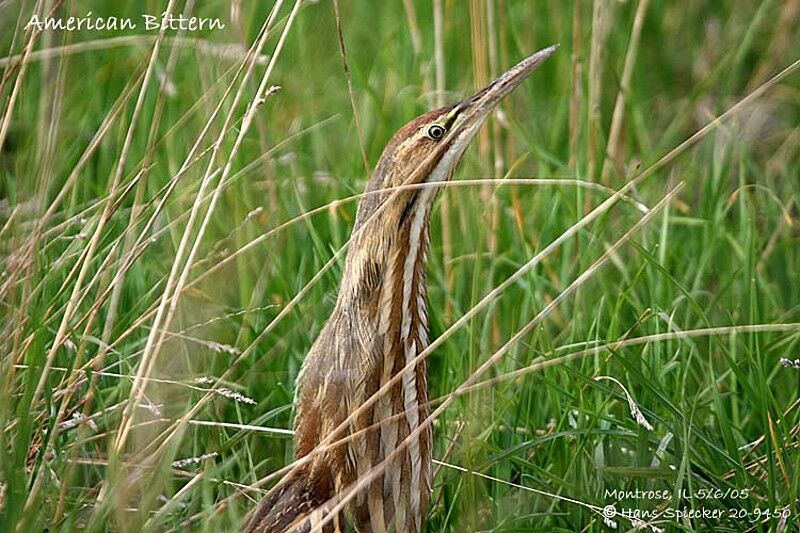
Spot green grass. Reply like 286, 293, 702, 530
2, 0, 799, 531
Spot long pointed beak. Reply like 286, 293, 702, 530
448, 44, 558, 145
413, 44, 558, 186
458, 44, 559, 123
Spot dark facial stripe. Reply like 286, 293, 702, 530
398, 195, 417, 228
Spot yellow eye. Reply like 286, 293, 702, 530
426, 124, 446, 141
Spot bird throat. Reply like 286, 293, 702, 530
367, 198, 431, 531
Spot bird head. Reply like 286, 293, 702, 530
342, 45, 557, 301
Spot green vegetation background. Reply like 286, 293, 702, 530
1, 0, 798, 531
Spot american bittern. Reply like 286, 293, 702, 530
245, 45, 557, 533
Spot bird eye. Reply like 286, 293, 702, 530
426, 124, 446, 141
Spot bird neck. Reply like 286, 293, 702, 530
338, 196, 433, 349
379, 201, 432, 347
